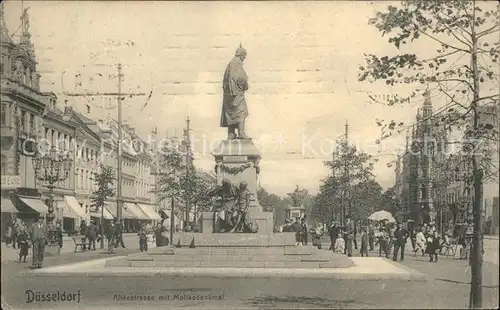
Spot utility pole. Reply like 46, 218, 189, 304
116, 64, 123, 222
343, 120, 349, 228
184, 116, 191, 231
66, 63, 148, 228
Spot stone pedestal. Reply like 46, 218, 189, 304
212, 139, 262, 212
210, 139, 275, 234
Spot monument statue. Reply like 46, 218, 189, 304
20, 8, 30, 33
288, 185, 308, 207
207, 178, 258, 233
220, 44, 250, 140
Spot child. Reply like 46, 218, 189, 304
334, 232, 345, 254
360, 228, 369, 257
17, 225, 30, 263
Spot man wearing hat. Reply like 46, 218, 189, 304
30, 216, 48, 268
221, 44, 250, 140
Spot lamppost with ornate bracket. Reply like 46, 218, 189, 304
32, 146, 72, 254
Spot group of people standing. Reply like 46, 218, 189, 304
281, 217, 310, 246
328, 217, 359, 257
5, 216, 57, 268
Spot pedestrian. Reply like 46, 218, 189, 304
409, 228, 417, 253
353, 220, 359, 250
106, 221, 116, 253
291, 217, 303, 246
312, 225, 322, 249
138, 223, 148, 252
334, 232, 345, 254
344, 217, 355, 257
376, 227, 389, 258
425, 231, 441, 262
329, 222, 340, 252
301, 218, 308, 245
114, 219, 127, 249
282, 219, 293, 232
79, 219, 87, 250
368, 223, 375, 251
392, 222, 409, 262
86, 220, 98, 251
360, 227, 369, 257
414, 228, 426, 256
30, 216, 48, 269
55, 221, 63, 250
17, 225, 30, 263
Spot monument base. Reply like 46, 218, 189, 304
106, 232, 355, 269
201, 211, 273, 234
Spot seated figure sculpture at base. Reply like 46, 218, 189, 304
207, 179, 259, 233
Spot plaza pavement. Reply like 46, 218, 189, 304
1, 234, 498, 309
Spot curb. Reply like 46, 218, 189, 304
26, 266, 427, 281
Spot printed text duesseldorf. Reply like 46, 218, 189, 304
113, 293, 225, 301
25, 290, 81, 303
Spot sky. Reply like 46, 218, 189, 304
4, 0, 484, 196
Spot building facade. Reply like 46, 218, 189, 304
397, 89, 499, 235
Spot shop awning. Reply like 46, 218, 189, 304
137, 204, 162, 221
89, 205, 114, 220
1, 198, 18, 213
105, 203, 137, 220
125, 203, 150, 220
59, 200, 79, 219
64, 196, 87, 219
19, 197, 47, 214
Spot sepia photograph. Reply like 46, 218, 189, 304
0, 0, 499, 309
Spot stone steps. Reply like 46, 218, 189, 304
148, 254, 302, 262
106, 259, 347, 269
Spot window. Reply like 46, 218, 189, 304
29, 113, 35, 133
0, 103, 6, 125
20, 110, 26, 132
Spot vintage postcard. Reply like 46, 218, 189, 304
0, 0, 498, 309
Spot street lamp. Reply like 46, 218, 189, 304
32, 146, 72, 253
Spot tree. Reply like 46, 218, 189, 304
351, 180, 384, 221
381, 186, 404, 219
257, 187, 289, 226
358, 1, 499, 308
315, 139, 375, 225
90, 164, 115, 249
155, 142, 211, 235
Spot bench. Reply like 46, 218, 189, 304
71, 235, 89, 253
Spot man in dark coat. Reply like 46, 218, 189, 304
86, 220, 98, 251
106, 221, 116, 253
392, 222, 410, 261
79, 219, 87, 250
114, 219, 127, 249
329, 222, 340, 251
30, 216, 48, 268
291, 218, 303, 246
344, 217, 355, 257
